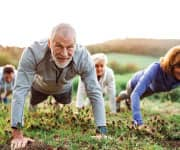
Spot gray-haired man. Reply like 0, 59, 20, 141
11, 23, 107, 149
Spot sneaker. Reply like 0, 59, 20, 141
116, 91, 129, 103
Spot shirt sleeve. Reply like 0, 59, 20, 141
11, 47, 37, 127
131, 63, 159, 125
79, 49, 106, 127
106, 68, 116, 113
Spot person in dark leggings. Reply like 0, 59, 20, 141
29, 86, 72, 109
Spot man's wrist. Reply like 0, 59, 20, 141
11, 122, 23, 138
96, 126, 107, 135
11, 122, 23, 130
12, 128, 23, 138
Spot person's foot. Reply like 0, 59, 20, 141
116, 91, 129, 103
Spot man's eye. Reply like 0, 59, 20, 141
55, 44, 62, 48
67, 46, 74, 49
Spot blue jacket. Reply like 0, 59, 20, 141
130, 62, 180, 125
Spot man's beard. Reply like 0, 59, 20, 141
52, 53, 72, 68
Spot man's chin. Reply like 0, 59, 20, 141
55, 60, 72, 68
58, 61, 68, 64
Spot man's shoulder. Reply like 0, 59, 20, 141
28, 39, 48, 53
73, 44, 91, 65
23, 39, 49, 63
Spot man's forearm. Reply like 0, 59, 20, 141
91, 99, 106, 126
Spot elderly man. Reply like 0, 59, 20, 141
0, 64, 16, 104
11, 23, 107, 149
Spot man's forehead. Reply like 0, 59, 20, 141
53, 32, 75, 42
52, 27, 76, 41
53, 39, 75, 46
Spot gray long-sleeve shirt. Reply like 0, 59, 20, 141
11, 39, 106, 127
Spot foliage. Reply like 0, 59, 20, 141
107, 53, 158, 69
87, 38, 180, 57
149, 88, 180, 103
108, 61, 139, 74
0, 46, 23, 67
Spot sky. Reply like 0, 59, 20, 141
0, 0, 180, 47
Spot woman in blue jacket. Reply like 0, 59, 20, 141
116, 46, 180, 127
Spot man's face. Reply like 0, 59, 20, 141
48, 32, 75, 68
95, 60, 106, 77
3, 73, 14, 83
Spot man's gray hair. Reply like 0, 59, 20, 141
50, 23, 76, 41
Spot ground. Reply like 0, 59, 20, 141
0, 99, 180, 150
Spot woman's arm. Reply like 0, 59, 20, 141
131, 63, 159, 125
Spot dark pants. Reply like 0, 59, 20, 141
30, 87, 72, 106
117, 80, 154, 111
122, 80, 154, 99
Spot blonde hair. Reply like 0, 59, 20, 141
160, 45, 180, 74
92, 53, 108, 65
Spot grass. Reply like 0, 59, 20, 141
0, 51, 179, 149
107, 53, 159, 69
0, 98, 179, 149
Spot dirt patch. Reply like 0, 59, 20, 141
0, 141, 54, 150
162, 140, 180, 149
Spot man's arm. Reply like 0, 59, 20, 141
131, 63, 159, 125
78, 49, 106, 130
11, 46, 37, 149
11, 47, 37, 128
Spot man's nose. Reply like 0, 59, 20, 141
61, 48, 68, 57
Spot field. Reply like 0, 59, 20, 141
0, 52, 179, 149
107, 53, 158, 69
0, 97, 180, 149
